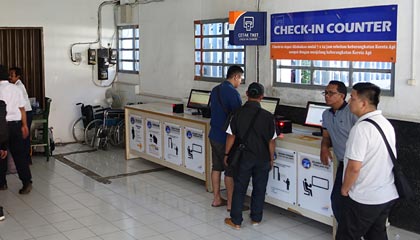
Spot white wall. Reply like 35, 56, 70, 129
0, 0, 116, 142
2, 0, 419, 142
118, 0, 420, 123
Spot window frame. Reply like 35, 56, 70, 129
194, 18, 246, 83
117, 25, 139, 74
272, 60, 395, 96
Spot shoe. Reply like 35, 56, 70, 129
251, 220, 260, 226
0, 184, 7, 190
211, 198, 227, 207
0, 207, 5, 221
224, 218, 240, 230
19, 182, 32, 194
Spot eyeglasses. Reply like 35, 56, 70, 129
321, 91, 340, 96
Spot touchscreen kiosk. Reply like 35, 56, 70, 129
260, 97, 280, 114
187, 89, 211, 115
304, 101, 330, 136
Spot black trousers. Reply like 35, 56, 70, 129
331, 162, 344, 223
230, 157, 270, 225
336, 196, 396, 240
0, 121, 32, 186
24, 110, 32, 162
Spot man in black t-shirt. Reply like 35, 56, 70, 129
223, 82, 277, 229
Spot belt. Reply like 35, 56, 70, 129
7, 120, 21, 124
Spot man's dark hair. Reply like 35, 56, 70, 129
247, 82, 264, 98
328, 80, 347, 99
10, 67, 23, 78
226, 65, 244, 79
353, 82, 381, 108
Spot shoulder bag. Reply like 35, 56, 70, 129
363, 118, 414, 201
227, 108, 261, 171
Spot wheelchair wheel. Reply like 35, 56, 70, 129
72, 117, 85, 143
110, 120, 125, 147
84, 119, 103, 147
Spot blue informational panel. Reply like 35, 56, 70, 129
270, 5, 398, 62
271, 5, 397, 43
229, 11, 267, 45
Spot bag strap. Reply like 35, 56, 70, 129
241, 108, 261, 144
216, 85, 229, 114
363, 118, 399, 168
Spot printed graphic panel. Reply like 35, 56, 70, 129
229, 11, 267, 45
184, 127, 205, 174
129, 114, 144, 153
266, 148, 297, 205
297, 152, 334, 217
145, 118, 162, 159
163, 123, 183, 166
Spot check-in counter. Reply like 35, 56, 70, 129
263, 126, 335, 226
125, 103, 334, 226
125, 103, 212, 191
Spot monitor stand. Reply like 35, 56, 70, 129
312, 128, 323, 137
191, 109, 202, 115
312, 131, 322, 137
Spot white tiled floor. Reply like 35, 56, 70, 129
0, 143, 418, 240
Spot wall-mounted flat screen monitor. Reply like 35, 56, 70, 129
304, 101, 330, 128
187, 89, 211, 114
260, 97, 280, 114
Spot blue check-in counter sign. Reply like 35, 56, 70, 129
229, 11, 267, 45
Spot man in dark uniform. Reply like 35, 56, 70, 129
224, 82, 277, 229
0, 99, 7, 220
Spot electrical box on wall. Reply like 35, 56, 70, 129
88, 49, 96, 65
97, 48, 109, 80
109, 49, 117, 65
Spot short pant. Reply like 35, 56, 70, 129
210, 139, 233, 177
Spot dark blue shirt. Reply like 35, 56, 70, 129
208, 81, 242, 143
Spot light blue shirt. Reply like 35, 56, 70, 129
322, 102, 358, 161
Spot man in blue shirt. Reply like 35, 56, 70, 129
209, 65, 243, 210
320, 81, 357, 223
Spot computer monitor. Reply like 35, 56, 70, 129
304, 101, 331, 136
186, 89, 211, 115
260, 97, 280, 114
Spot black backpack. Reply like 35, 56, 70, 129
0, 100, 8, 147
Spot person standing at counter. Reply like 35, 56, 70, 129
208, 65, 243, 210
224, 82, 276, 229
9, 67, 33, 164
320, 80, 357, 223
337, 82, 398, 239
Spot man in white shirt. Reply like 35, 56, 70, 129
337, 82, 398, 240
0, 65, 32, 194
9, 67, 33, 164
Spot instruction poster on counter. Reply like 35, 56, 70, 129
164, 123, 182, 165
129, 114, 144, 153
297, 152, 333, 217
146, 118, 162, 159
184, 127, 205, 174
267, 148, 297, 205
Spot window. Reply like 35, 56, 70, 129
118, 25, 139, 73
273, 60, 395, 95
194, 19, 246, 82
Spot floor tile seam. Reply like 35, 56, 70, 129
21, 223, 63, 239
55, 154, 170, 185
